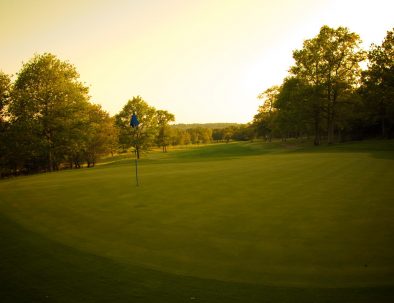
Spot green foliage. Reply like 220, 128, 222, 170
1, 53, 119, 175
9, 53, 90, 171
171, 124, 253, 146
253, 25, 394, 144
115, 96, 158, 158
0, 71, 11, 122
211, 125, 255, 143
172, 123, 239, 130
83, 104, 118, 167
252, 86, 280, 141
156, 109, 175, 152
274, 77, 320, 140
361, 28, 394, 137
169, 128, 191, 145
0, 72, 12, 176
291, 25, 365, 144
185, 127, 213, 144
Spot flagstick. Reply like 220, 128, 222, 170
130, 113, 140, 187
135, 149, 139, 187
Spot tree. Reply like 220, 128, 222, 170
156, 109, 175, 152
170, 128, 190, 145
188, 128, 199, 144
231, 124, 255, 141
9, 53, 90, 171
212, 128, 224, 142
84, 104, 118, 167
200, 127, 212, 143
0, 71, 11, 123
275, 77, 315, 140
222, 126, 235, 143
253, 86, 279, 141
290, 26, 365, 144
115, 96, 157, 159
185, 127, 212, 144
0, 72, 12, 176
361, 28, 394, 137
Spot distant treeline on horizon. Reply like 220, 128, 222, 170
171, 123, 240, 130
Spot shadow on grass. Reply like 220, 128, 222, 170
288, 139, 394, 160
1, 214, 393, 303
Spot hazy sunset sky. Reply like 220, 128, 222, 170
1, 0, 393, 123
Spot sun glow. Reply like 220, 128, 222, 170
1, 0, 393, 123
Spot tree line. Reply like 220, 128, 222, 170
0, 54, 120, 176
0, 54, 247, 177
252, 26, 394, 144
1, 25, 393, 176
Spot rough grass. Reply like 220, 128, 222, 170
1, 140, 394, 302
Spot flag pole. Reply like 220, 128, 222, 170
135, 149, 139, 187
130, 112, 140, 187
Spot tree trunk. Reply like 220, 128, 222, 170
136, 147, 140, 159
48, 148, 53, 172
314, 112, 321, 146
314, 132, 320, 146
328, 117, 335, 144
327, 87, 338, 144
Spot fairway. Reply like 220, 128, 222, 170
1, 140, 394, 302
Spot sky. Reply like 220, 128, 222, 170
0, 0, 393, 123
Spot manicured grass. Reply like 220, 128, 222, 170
1, 140, 394, 302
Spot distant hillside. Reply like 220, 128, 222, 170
171, 123, 240, 130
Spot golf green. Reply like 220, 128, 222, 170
1, 140, 394, 302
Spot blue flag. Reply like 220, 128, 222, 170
130, 113, 139, 128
